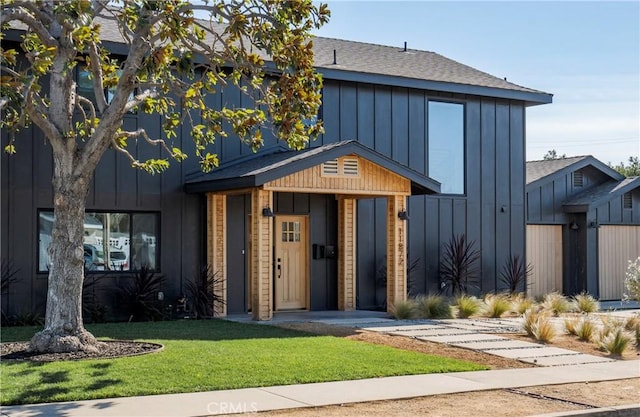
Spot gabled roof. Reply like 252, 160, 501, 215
563, 177, 640, 213
526, 156, 624, 188
4, 17, 552, 105
185, 140, 440, 195
312, 37, 552, 105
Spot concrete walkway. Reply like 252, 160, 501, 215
3, 310, 639, 417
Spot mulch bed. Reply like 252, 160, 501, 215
0, 340, 163, 362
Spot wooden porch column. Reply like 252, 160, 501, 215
387, 195, 408, 311
251, 188, 273, 320
338, 197, 357, 310
206, 193, 227, 316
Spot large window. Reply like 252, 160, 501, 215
38, 211, 159, 273
428, 101, 465, 194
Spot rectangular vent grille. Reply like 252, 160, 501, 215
623, 192, 633, 209
323, 160, 339, 175
343, 159, 359, 176
573, 171, 584, 187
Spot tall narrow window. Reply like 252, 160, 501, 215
428, 101, 465, 194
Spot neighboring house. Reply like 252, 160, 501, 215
526, 156, 640, 300
1, 24, 553, 321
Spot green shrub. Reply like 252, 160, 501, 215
482, 293, 512, 318
571, 292, 600, 313
542, 292, 572, 316
415, 294, 452, 319
623, 316, 640, 348
455, 294, 482, 318
389, 299, 416, 320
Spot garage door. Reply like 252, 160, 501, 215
527, 225, 563, 298
598, 225, 640, 300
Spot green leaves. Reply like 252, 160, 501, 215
2, 0, 330, 175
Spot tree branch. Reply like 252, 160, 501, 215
0, 8, 58, 48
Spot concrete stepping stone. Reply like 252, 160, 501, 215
417, 333, 505, 343
360, 324, 446, 333
487, 346, 579, 359
393, 328, 473, 337
316, 318, 394, 325
451, 339, 537, 350
520, 354, 615, 367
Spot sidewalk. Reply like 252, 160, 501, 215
2, 360, 638, 417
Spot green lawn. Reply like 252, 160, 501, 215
1, 320, 485, 405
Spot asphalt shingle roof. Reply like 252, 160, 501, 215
525, 156, 591, 185
7, 16, 551, 103
563, 177, 640, 211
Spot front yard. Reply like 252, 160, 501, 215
0, 320, 484, 405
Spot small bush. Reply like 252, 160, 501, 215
598, 327, 632, 356
564, 316, 579, 336
623, 316, 640, 348
512, 293, 537, 315
184, 265, 226, 319
522, 308, 542, 337
455, 294, 482, 318
118, 265, 166, 321
575, 318, 597, 342
624, 257, 640, 301
532, 315, 556, 343
571, 292, 600, 313
415, 294, 452, 319
482, 293, 512, 318
389, 299, 416, 320
499, 254, 533, 294
542, 292, 572, 316
439, 234, 481, 296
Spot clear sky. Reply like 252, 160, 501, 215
312, 0, 640, 165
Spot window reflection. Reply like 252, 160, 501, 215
428, 101, 465, 194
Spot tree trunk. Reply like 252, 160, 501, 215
28, 176, 104, 353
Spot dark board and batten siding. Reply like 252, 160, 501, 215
2, 76, 530, 315
1, 111, 204, 316
317, 80, 527, 308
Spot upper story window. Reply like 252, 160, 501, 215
38, 211, 159, 273
428, 101, 465, 194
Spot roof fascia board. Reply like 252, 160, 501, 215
316, 68, 553, 106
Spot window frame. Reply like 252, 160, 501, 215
37, 209, 161, 274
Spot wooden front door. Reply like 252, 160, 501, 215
275, 215, 308, 310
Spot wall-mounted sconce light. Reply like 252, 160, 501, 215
589, 221, 600, 229
569, 221, 579, 230
398, 210, 409, 221
500, 205, 507, 213
262, 207, 274, 217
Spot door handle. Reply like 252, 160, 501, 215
277, 258, 281, 279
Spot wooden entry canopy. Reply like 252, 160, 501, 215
186, 141, 440, 320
